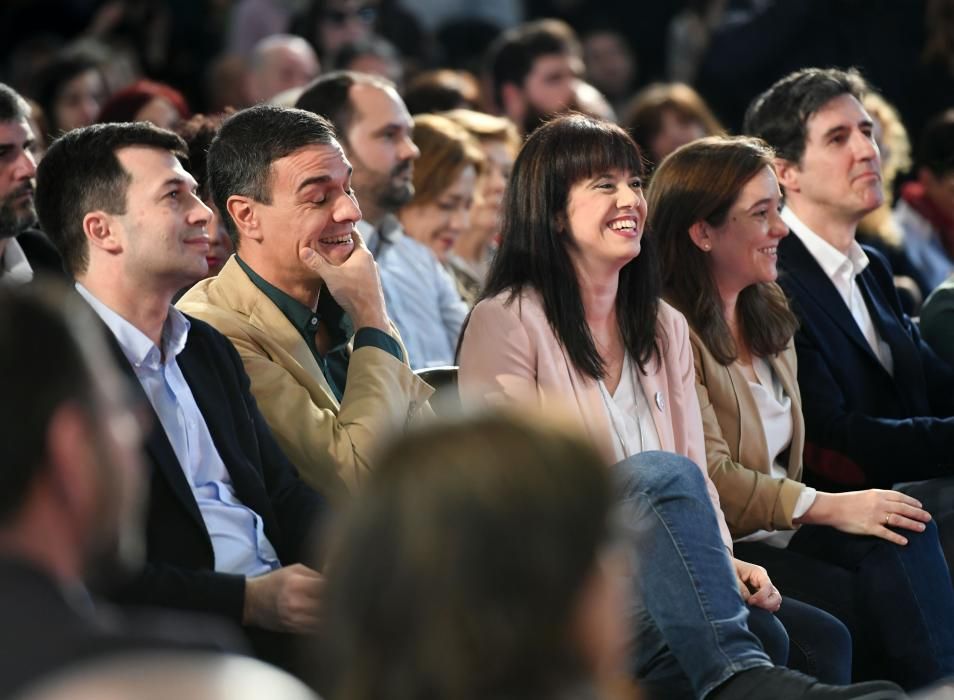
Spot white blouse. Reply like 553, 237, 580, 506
736, 357, 816, 548
597, 353, 662, 463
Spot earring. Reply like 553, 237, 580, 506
702, 243, 711, 251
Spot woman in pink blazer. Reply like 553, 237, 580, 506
651, 134, 954, 690
458, 115, 896, 700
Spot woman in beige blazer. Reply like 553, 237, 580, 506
652, 135, 954, 689
456, 115, 898, 699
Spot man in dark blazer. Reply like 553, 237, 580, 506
745, 67, 954, 567
0, 283, 242, 697
34, 121, 329, 668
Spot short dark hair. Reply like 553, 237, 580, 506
917, 109, 954, 178
743, 67, 868, 164
471, 113, 658, 379
0, 282, 99, 523
486, 19, 581, 111
295, 70, 395, 145
207, 104, 337, 246
0, 82, 31, 123
35, 122, 186, 276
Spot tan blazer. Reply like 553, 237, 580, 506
177, 257, 433, 502
459, 289, 733, 549
690, 330, 808, 539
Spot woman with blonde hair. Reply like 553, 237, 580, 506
378, 113, 483, 368
652, 134, 954, 689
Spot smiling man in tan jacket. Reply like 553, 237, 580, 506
177, 104, 432, 502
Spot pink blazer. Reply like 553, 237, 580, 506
458, 288, 733, 549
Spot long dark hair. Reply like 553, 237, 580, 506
650, 136, 797, 364
469, 113, 660, 379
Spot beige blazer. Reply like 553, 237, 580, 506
689, 330, 808, 539
458, 289, 733, 549
177, 257, 433, 502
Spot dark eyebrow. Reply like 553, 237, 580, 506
372, 122, 406, 136
296, 167, 353, 193
746, 197, 776, 211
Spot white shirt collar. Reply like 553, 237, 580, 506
0, 238, 34, 285
781, 205, 869, 280
75, 282, 190, 370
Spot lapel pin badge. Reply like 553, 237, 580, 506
655, 391, 665, 411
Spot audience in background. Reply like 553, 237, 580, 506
442, 108, 520, 304
33, 52, 107, 138
248, 35, 321, 105
97, 79, 191, 130
624, 82, 724, 171
581, 27, 637, 117
384, 113, 478, 364
403, 69, 481, 115
333, 36, 404, 92
486, 18, 582, 136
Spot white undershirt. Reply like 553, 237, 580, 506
597, 353, 662, 462
0, 238, 33, 286
735, 356, 817, 548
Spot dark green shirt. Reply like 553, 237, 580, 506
236, 256, 404, 401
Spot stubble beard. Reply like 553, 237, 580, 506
0, 190, 37, 240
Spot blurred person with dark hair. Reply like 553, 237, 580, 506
175, 113, 234, 278
318, 412, 634, 700
32, 51, 107, 137
0, 83, 63, 283
0, 282, 243, 697
295, 71, 419, 256
403, 69, 480, 115
177, 104, 431, 500
333, 35, 404, 91
249, 35, 321, 105
96, 79, 191, 131
380, 114, 480, 367
35, 120, 328, 670
746, 67, 954, 576
624, 82, 724, 170
205, 53, 255, 113
485, 18, 583, 136
895, 109, 954, 285
582, 27, 638, 117
441, 108, 520, 303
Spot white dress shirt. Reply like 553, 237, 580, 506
0, 238, 33, 285
782, 206, 894, 374
77, 283, 280, 576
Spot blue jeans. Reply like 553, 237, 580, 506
736, 520, 954, 689
614, 452, 772, 698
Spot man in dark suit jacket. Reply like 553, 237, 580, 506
745, 67, 954, 566
34, 120, 329, 668
0, 284, 243, 697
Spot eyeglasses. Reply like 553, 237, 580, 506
323, 5, 377, 26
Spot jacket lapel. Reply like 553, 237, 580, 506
779, 234, 886, 369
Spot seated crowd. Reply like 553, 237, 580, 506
5, 11, 954, 700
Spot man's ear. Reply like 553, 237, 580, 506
82, 211, 122, 254
226, 195, 263, 243
774, 157, 801, 193
688, 220, 714, 252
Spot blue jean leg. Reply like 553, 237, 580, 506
614, 451, 773, 699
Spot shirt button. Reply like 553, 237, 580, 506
310, 318, 318, 326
